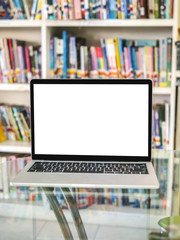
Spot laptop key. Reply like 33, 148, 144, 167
28, 162, 148, 174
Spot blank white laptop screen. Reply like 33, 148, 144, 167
34, 84, 149, 156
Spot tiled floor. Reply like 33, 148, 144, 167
0, 217, 158, 240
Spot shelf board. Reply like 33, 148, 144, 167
0, 19, 174, 28
0, 83, 29, 91
0, 84, 172, 95
0, 20, 42, 27
153, 87, 172, 95
0, 140, 30, 153
46, 19, 174, 27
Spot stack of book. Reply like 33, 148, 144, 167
50, 32, 172, 87
152, 102, 170, 150
0, 155, 168, 210
0, 0, 42, 19
0, 38, 41, 83
0, 105, 30, 142
45, 0, 174, 20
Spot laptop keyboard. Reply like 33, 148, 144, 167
28, 162, 148, 174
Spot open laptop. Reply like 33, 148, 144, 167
11, 79, 159, 189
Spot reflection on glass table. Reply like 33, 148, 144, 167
0, 150, 180, 240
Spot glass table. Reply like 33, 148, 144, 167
0, 150, 180, 240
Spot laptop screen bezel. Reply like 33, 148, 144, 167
30, 79, 152, 162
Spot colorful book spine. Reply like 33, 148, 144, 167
74, 0, 82, 18
90, 46, 98, 78
166, 38, 172, 87
63, 31, 67, 78
30, 0, 38, 19
159, 38, 167, 87
96, 46, 105, 78
25, 46, 32, 83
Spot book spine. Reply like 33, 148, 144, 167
159, 38, 167, 87
63, 0, 68, 19
165, 102, 170, 149
22, 0, 30, 19
74, 0, 82, 18
13, 0, 24, 19
123, 0, 128, 18
154, 109, 161, 148
165, 0, 169, 19
118, 38, 125, 78
50, 38, 55, 69
35, 0, 42, 19
148, 0, 154, 18
63, 31, 67, 78
84, 0, 89, 19
3, 38, 12, 83
154, 0, 159, 18
34, 50, 40, 78
8, 39, 16, 83
160, 0, 165, 18
31, 0, 39, 19
22, 45, 28, 83
109, 0, 116, 19
140, 0, 146, 18
90, 46, 98, 78
166, 38, 172, 87
25, 46, 32, 83
17, 45, 25, 83
100, 38, 109, 77
114, 37, 121, 78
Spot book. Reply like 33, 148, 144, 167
62, 31, 67, 78
49, 33, 171, 89
0, 105, 31, 142
45, 0, 174, 19
166, 38, 172, 87
159, 38, 167, 87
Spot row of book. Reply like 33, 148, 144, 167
45, 0, 174, 20
0, 154, 168, 210
0, 105, 31, 143
0, 0, 42, 19
50, 32, 172, 87
0, 38, 41, 83
0, 102, 170, 149
152, 102, 170, 150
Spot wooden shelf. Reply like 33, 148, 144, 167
0, 140, 30, 153
0, 20, 42, 27
0, 83, 29, 91
153, 87, 172, 95
0, 84, 172, 95
46, 19, 174, 27
0, 19, 174, 28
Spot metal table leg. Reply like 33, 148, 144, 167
42, 187, 74, 240
61, 187, 88, 240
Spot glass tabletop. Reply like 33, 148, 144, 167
0, 150, 180, 240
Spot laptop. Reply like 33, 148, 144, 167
11, 79, 159, 189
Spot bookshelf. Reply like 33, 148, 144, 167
0, 17, 179, 150
0, 0, 179, 223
